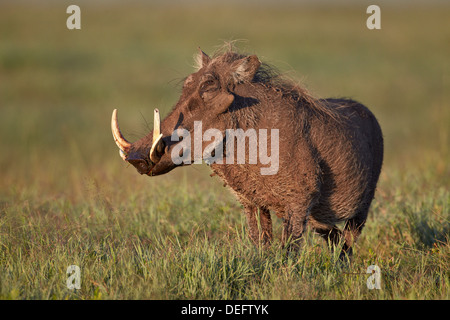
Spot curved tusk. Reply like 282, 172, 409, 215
149, 133, 164, 163
118, 149, 128, 161
153, 109, 161, 143
111, 109, 132, 159
149, 109, 164, 163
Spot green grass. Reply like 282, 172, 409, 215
0, 1, 449, 299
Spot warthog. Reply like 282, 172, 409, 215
111, 48, 383, 258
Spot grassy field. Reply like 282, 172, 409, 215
0, 1, 449, 299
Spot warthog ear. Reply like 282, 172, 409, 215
194, 47, 211, 71
231, 55, 261, 84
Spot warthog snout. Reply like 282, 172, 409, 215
111, 108, 165, 175
126, 158, 151, 175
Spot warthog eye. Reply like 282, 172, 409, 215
200, 80, 217, 92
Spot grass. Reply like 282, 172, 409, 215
2, 167, 448, 299
0, 1, 449, 299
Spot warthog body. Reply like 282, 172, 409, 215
112, 48, 383, 257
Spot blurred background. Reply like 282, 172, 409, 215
0, 0, 448, 206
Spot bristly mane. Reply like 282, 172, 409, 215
212, 47, 343, 123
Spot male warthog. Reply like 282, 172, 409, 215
111, 48, 383, 258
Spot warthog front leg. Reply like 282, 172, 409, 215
244, 204, 273, 246
281, 207, 309, 250
281, 193, 319, 251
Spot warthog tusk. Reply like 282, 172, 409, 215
149, 133, 163, 163
149, 109, 164, 163
111, 109, 131, 161
153, 109, 161, 143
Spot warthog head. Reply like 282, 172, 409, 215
111, 48, 261, 176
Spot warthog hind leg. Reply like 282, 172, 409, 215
315, 216, 367, 260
